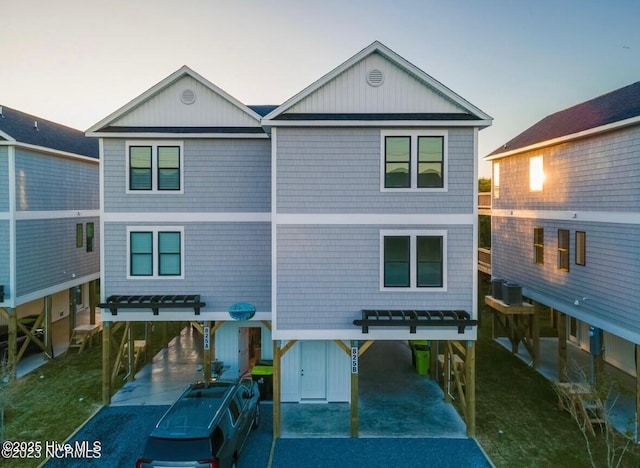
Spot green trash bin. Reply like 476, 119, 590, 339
414, 344, 430, 375
251, 365, 273, 401
409, 340, 429, 367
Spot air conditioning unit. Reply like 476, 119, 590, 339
491, 278, 504, 300
502, 282, 522, 306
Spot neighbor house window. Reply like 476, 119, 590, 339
381, 230, 446, 290
534, 227, 544, 264
381, 131, 447, 190
493, 162, 500, 198
575, 231, 586, 266
529, 155, 544, 191
76, 224, 83, 248
127, 141, 183, 193
558, 229, 570, 271
86, 222, 94, 252
128, 227, 184, 278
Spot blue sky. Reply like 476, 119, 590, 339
2, 0, 639, 176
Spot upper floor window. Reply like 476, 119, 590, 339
533, 227, 544, 265
127, 226, 184, 279
557, 229, 570, 271
493, 162, 500, 198
126, 141, 183, 193
529, 155, 544, 191
381, 230, 446, 291
381, 130, 447, 191
575, 231, 586, 266
76, 224, 83, 248
86, 222, 94, 252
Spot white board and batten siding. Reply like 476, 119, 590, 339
111, 75, 261, 128
288, 52, 465, 115
214, 320, 272, 379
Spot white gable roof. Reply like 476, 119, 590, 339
263, 41, 492, 126
87, 66, 262, 133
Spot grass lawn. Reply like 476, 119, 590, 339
473, 273, 640, 467
0, 321, 184, 468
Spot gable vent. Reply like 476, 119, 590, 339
180, 89, 196, 105
366, 69, 384, 87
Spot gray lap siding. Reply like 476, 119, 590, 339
14, 149, 98, 211
276, 127, 475, 214
103, 222, 271, 312
103, 138, 271, 213
276, 224, 474, 330
15, 217, 99, 297
0, 147, 8, 211
493, 126, 640, 212
492, 216, 640, 337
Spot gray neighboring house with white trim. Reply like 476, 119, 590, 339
0, 105, 99, 363
486, 81, 640, 376
88, 42, 492, 412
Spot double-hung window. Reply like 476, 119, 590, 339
558, 229, 570, 271
127, 141, 183, 193
533, 227, 544, 265
381, 131, 447, 190
381, 230, 446, 291
128, 227, 184, 278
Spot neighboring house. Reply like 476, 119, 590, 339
88, 41, 492, 434
0, 105, 100, 371
486, 82, 640, 378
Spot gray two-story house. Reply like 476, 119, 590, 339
486, 82, 640, 380
0, 105, 99, 371
88, 41, 492, 434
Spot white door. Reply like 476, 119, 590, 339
300, 341, 327, 400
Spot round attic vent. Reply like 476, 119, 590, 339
180, 89, 196, 105
366, 69, 384, 87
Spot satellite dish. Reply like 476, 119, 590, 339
228, 302, 256, 321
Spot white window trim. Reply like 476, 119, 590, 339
126, 226, 185, 279
379, 229, 447, 292
380, 130, 448, 192
125, 140, 184, 194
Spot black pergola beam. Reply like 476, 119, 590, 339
354, 309, 477, 334
98, 295, 206, 316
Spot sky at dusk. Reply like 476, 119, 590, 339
1, 0, 639, 177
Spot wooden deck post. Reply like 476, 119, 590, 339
127, 321, 134, 383
45, 296, 53, 358
89, 280, 97, 325
102, 321, 111, 405
203, 321, 212, 380
557, 310, 567, 382
68, 287, 76, 339
6, 308, 17, 381
465, 340, 476, 437
532, 301, 541, 368
443, 340, 451, 402
350, 340, 359, 438
636, 344, 639, 442
273, 340, 281, 438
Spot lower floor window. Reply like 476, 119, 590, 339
381, 230, 446, 290
128, 227, 184, 278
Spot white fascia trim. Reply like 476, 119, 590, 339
87, 65, 262, 133
103, 212, 271, 223
15, 210, 99, 220
472, 128, 479, 318
8, 146, 16, 308
87, 132, 268, 139
271, 128, 278, 338
274, 213, 473, 225
492, 209, 640, 225
0, 130, 15, 141
0, 141, 99, 163
0, 213, 9, 220
98, 311, 272, 322
271, 328, 477, 341
485, 115, 640, 161
261, 119, 492, 128
14, 272, 100, 307
99, 138, 106, 304
263, 41, 492, 122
